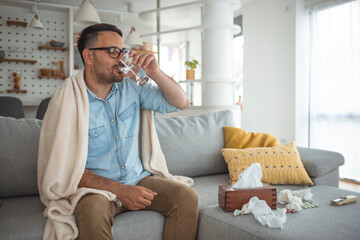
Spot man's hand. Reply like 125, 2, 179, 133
79, 169, 157, 211
127, 50, 190, 110
117, 185, 157, 211
129, 50, 159, 76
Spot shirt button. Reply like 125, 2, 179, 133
94, 134, 97, 137
121, 166, 125, 169
115, 136, 119, 139
130, 112, 133, 116
121, 177, 124, 180
105, 101, 109, 104
117, 149, 121, 152
111, 119, 114, 122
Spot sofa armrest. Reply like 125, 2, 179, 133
297, 147, 345, 178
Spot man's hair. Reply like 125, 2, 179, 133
77, 23, 123, 63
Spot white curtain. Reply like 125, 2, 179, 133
309, 0, 360, 181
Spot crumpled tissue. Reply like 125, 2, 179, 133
234, 196, 287, 229
278, 189, 313, 211
233, 163, 263, 189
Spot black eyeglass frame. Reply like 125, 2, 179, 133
88, 47, 128, 59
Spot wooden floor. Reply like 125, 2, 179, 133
339, 179, 360, 193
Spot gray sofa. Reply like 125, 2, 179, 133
1, 110, 357, 240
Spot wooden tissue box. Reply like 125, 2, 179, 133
218, 184, 277, 212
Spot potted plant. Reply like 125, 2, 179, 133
185, 59, 198, 80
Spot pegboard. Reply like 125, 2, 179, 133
0, 4, 69, 104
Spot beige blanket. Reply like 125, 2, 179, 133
38, 69, 193, 240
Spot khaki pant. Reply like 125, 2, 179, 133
75, 176, 199, 240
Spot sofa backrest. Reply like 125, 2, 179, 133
0, 116, 42, 198
0, 110, 235, 198
155, 110, 235, 177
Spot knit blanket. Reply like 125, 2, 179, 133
38, 69, 193, 240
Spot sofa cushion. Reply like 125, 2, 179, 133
0, 196, 164, 240
113, 211, 164, 239
155, 110, 235, 177
197, 186, 360, 240
0, 116, 42, 198
221, 143, 313, 186
223, 126, 280, 149
0, 196, 46, 239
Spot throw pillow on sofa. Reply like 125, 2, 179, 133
221, 142, 313, 186
223, 126, 280, 149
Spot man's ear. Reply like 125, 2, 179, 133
82, 49, 94, 66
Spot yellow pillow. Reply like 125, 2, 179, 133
221, 142, 313, 186
223, 126, 280, 149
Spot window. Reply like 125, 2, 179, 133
233, 35, 244, 106
309, 0, 360, 181
234, 15, 244, 106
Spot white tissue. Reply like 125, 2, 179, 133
278, 189, 293, 204
278, 189, 313, 212
234, 196, 287, 229
233, 163, 263, 189
293, 189, 313, 201
234, 203, 251, 216
285, 196, 303, 211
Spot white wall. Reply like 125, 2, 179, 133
241, 0, 310, 145
242, 0, 296, 144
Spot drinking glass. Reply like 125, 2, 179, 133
119, 49, 149, 86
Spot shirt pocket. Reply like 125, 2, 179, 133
88, 125, 111, 158
118, 102, 137, 138
86, 146, 117, 177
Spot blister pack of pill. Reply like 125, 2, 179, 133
301, 200, 320, 209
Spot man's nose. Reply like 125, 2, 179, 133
116, 54, 125, 65
120, 52, 128, 61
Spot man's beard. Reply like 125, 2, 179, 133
93, 56, 123, 84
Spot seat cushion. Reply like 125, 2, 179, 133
113, 211, 165, 240
197, 186, 360, 240
155, 110, 236, 177
0, 196, 165, 240
0, 117, 42, 198
0, 196, 46, 240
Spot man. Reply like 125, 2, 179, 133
41, 23, 198, 240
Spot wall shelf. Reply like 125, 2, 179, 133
38, 75, 67, 80
38, 45, 68, 52
6, 20, 27, 28
0, 58, 37, 64
7, 89, 27, 93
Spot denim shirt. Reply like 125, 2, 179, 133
86, 78, 179, 185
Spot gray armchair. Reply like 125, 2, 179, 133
0, 96, 25, 118
36, 97, 51, 120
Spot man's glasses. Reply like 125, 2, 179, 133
88, 47, 128, 59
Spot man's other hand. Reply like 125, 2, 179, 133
117, 185, 157, 211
